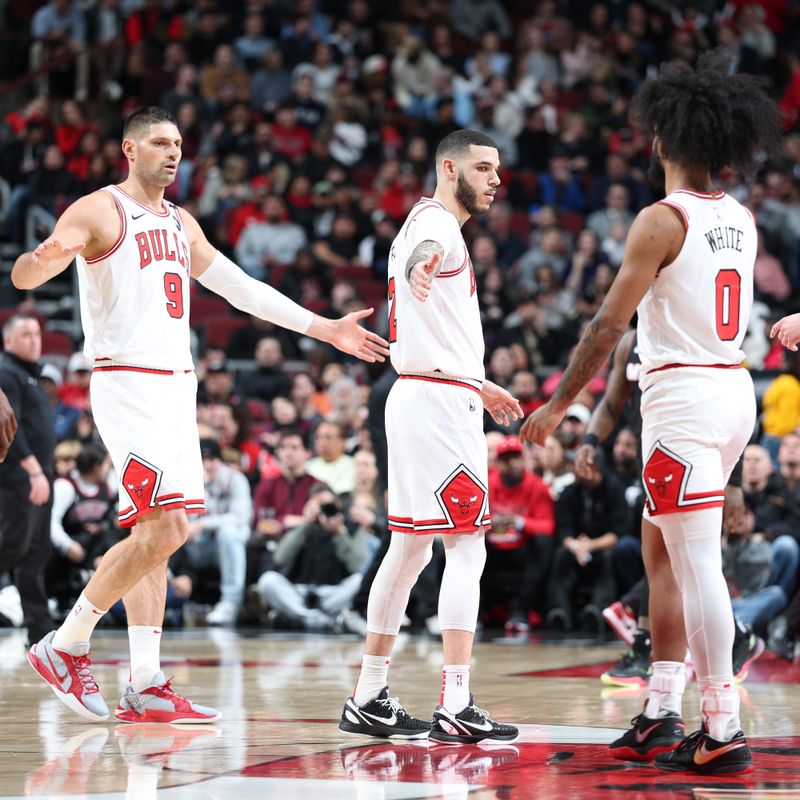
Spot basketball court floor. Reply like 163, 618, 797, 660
2, 627, 799, 800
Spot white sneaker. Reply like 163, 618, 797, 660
206, 601, 239, 626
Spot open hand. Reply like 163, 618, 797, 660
771, 314, 800, 352
409, 252, 440, 302
519, 401, 566, 446
329, 308, 390, 363
32, 237, 85, 265
480, 379, 523, 427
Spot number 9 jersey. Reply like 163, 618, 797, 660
636, 189, 756, 391
75, 185, 193, 372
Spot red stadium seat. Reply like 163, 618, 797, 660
190, 295, 229, 327
40, 330, 75, 357
203, 315, 248, 348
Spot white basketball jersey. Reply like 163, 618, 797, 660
388, 198, 485, 381
75, 185, 193, 371
636, 189, 756, 387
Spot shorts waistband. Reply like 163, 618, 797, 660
399, 371, 483, 394
645, 362, 743, 375
93, 358, 192, 375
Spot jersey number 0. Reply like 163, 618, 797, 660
715, 269, 741, 341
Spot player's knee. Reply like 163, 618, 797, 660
151, 509, 189, 557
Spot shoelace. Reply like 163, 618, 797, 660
378, 695, 404, 715
674, 729, 703, 752
467, 704, 491, 724
73, 654, 100, 694
156, 677, 182, 699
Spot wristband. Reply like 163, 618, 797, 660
582, 433, 600, 448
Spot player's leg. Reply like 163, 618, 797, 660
429, 531, 518, 745
339, 530, 435, 739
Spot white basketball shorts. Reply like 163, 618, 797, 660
90, 367, 205, 528
640, 366, 755, 519
386, 375, 490, 535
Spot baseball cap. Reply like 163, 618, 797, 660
68, 352, 92, 373
40, 363, 63, 386
565, 403, 591, 425
206, 359, 228, 374
496, 436, 524, 457
199, 438, 222, 460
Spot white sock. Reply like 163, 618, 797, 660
441, 664, 471, 713
128, 626, 162, 692
52, 592, 107, 650
353, 654, 391, 706
701, 680, 741, 741
645, 661, 686, 719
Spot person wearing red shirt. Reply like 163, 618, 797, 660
482, 435, 555, 634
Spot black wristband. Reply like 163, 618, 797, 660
582, 433, 600, 448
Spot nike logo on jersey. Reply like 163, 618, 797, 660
132, 212, 146, 220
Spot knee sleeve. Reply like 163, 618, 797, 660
439, 532, 487, 633
366, 532, 434, 635
658, 508, 734, 683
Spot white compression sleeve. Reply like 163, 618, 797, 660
196, 250, 314, 335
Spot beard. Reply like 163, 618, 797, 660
647, 149, 666, 196
455, 172, 485, 218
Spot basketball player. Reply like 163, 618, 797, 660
12, 106, 389, 723
338, 130, 522, 744
520, 53, 780, 774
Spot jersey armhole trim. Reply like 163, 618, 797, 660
437, 247, 468, 278
744, 207, 757, 228
657, 199, 689, 231
84, 190, 127, 264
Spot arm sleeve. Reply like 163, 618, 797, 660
196, 250, 313, 334
50, 479, 77, 554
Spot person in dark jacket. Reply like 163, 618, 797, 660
0, 314, 55, 644
253, 484, 369, 630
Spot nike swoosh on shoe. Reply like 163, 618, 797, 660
635, 723, 662, 744
363, 710, 397, 726
693, 739, 746, 766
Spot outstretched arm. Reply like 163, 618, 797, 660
186, 211, 389, 363
405, 240, 445, 302
520, 203, 685, 445
771, 314, 800, 351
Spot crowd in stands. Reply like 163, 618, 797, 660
2, 0, 800, 657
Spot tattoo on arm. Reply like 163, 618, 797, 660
552, 303, 623, 410
405, 240, 445, 282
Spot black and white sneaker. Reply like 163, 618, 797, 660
429, 696, 519, 744
339, 687, 431, 739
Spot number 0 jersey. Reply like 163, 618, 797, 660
636, 189, 756, 389
388, 198, 485, 383
75, 185, 193, 372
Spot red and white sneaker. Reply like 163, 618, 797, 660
602, 602, 637, 646
28, 631, 109, 721
116, 672, 221, 724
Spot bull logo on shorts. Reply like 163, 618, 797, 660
436, 465, 489, 533
647, 471, 673, 497
121, 455, 162, 514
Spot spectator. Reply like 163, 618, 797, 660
484, 201, 526, 269
537, 432, 576, 499
391, 37, 441, 116
250, 50, 293, 113
197, 359, 239, 405
234, 13, 276, 71
586, 183, 635, 242
253, 485, 370, 629
760, 350, 800, 465
38, 363, 79, 441
483, 436, 555, 633
235, 194, 308, 279
307, 421, 356, 496
59, 352, 92, 413
184, 439, 253, 625
0, 315, 56, 645
200, 44, 250, 104
451, 0, 512, 42
238, 337, 291, 404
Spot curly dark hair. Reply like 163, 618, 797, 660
630, 49, 781, 176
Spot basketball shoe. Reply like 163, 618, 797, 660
116, 672, 221, 723
28, 631, 109, 721
339, 687, 431, 739
609, 712, 685, 761
654, 727, 754, 775
428, 741, 520, 784
732, 619, 765, 683
602, 601, 637, 646
429, 696, 519, 744
25, 728, 109, 797
601, 629, 652, 687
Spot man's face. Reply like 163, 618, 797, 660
451, 145, 500, 218
203, 455, 222, 483
255, 338, 282, 367
205, 371, 232, 399
314, 424, 345, 461
743, 444, 772, 485
277, 436, 308, 473
613, 429, 638, 469
3, 318, 41, 363
497, 452, 525, 486
125, 122, 182, 188
779, 435, 800, 471
511, 371, 537, 400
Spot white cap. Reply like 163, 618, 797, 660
68, 352, 92, 373
565, 403, 591, 425
40, 363, 62, 386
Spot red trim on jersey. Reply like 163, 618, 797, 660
93, 365, 188, 375
648, 498, 725, 517
673, 189, 725, 200
404, 200, 446, 239
389, 521, 491, 535
117, 495, 206, 528
646, 362, 742, 375
657, 199, 689, 231
399, 375, 481, 395
684, 489, 726, 501
113, 185, 171, 216
85, 191, 128, 264
437, 247, 468, 278
745, 207, 757, 228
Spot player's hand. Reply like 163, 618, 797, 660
573, 443, 597, 479
519, 401, 566, 446
723, 485, 745, 535
0, 390, 17, 462
29, 473, 50, 505
480, 379, 523, 427
32, 236, 85, 265
409, 252, 440, 302
328, 308, 390, 363
770, 313, 800, 351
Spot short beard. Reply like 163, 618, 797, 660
647, 149, 666, 196
455, 172, 484, 218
